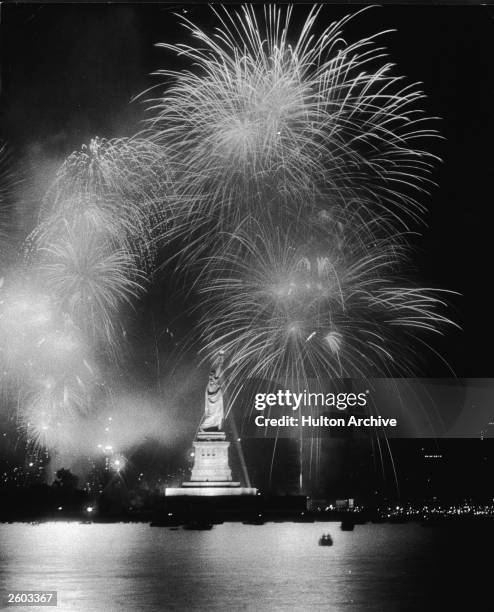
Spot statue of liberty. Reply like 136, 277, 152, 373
200, 350, 225, 431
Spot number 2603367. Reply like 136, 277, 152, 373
6, 591, 57, 606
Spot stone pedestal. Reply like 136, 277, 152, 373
164, 430, 257, 497
189, 431, 234, 483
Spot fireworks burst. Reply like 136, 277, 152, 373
1, 5, 459, 468
34, 136, 169, 269
4, 138, 167, 445
35, 225, 144, 357
21, 384, 90, 450
22, 389, 167, 457
147, 5, 438, 265
197, 225, 457, 403
26, 137, 167, 358
144, 4, 457, 399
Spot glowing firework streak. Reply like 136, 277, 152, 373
143, 5, 458, 405
26, 138, 166, 357
13, 137, 169, 444
35, 136, 170, 269
35, 225, 144, 356
196, 227, 458, 402
147, 5, 439, 265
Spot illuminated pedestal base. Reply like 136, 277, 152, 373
165, 487, 257, 496
164, 431, 257, 497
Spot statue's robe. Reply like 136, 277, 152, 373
200, 358, 224, 430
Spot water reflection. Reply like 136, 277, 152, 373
0, 522, 479, 611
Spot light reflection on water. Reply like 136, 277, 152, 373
0, 522, 446, 611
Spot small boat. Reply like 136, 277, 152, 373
318, 533, 333, 546
340, 519, 355, 531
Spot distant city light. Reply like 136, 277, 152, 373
110, 455, 126, 472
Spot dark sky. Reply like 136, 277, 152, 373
0, 3, 493, 377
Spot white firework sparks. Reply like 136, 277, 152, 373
147, 5, 439, 266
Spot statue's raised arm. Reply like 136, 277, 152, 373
200, 350, 225, 431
